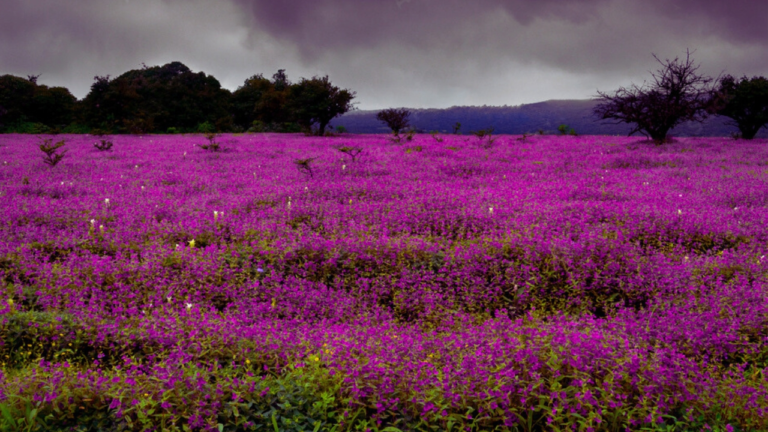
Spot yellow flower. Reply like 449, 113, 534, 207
188, 239, 195, 248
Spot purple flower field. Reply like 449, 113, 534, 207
1, 132, 767, 431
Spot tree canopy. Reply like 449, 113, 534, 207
710, 75, 768, 140
287, 75, 356, 136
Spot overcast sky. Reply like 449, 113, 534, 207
2, 0, 766, 110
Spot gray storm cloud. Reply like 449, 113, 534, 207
0, 0, 766, 108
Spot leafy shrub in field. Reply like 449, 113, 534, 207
197, 121, 216, 134
1, 133, 768, 431
38, 137, 67, 167
557, 124, 577, 135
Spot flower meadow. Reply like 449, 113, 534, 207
1, 132, 767, 432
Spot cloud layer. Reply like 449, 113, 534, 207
1, 0, 766, 109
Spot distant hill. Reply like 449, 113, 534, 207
333, 99, 768, 138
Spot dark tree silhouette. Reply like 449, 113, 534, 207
81, 62, 232, 133
376, 108, 411, 134
231, 74, 272, 129
710, 75, 768, 140
287, 75, 356, 136
0, 75, 35, 127
594, 50, 715, 143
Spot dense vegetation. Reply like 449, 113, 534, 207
1, 132, 767, 430
3, 54, 767, 140
0, 63, 355, 136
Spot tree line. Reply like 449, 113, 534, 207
0, 62, 355, 136
373, 51, 768, 143
2, 53, 767, 142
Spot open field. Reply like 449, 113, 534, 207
1, 133, 767, 431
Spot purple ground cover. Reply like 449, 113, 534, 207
0, 132, 767, 431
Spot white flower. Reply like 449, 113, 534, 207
214, 210, 219, 221
99, 225, 104, 234
342, 165, 346, 170
167, 296, 172, 303
678, 209, 682, 215
489, 207, 494, 214
183, 152, 187, 156
90, 219, 96, 226
104, 198, 110, 205
186, 303, 192, 310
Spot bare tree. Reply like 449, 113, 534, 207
594, 50, 715, 143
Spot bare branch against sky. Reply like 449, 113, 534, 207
1, 0, 766, 109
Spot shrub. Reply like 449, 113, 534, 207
557, 124, 577, 135
38, 137, 67, 167
200, 132, 220, 151
196, 121, 216, 134
376, 108, 411, 135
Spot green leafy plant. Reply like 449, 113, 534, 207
453, 122, 462, 134
557, 124, 577, 135
472, 127, 497, 149
197, 121, 216, 134
335, 125, 347, 134
39, 137, 67, 167
201, 132, 221, 151
405, 145, 423, 154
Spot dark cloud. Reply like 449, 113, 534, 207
0, 0, 766, 109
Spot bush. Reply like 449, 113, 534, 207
196, 121, 216, 134
376, 108, 411, 135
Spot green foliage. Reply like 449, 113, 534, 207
196, 121, 216, 134
711, 75, 768, 139
81, 62, 232, 133
61, 123, 91, 134
376, 108, 411, 135
471, 127, 497, 148
335, 125, 347, 134
200, 132, 221, 151
557, 124, 577, 135
5, 122, 50, 134
289, 75, 356, 136
0, 74, 35, 128
38, 137, 67, 167
452, 122, 461, 134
